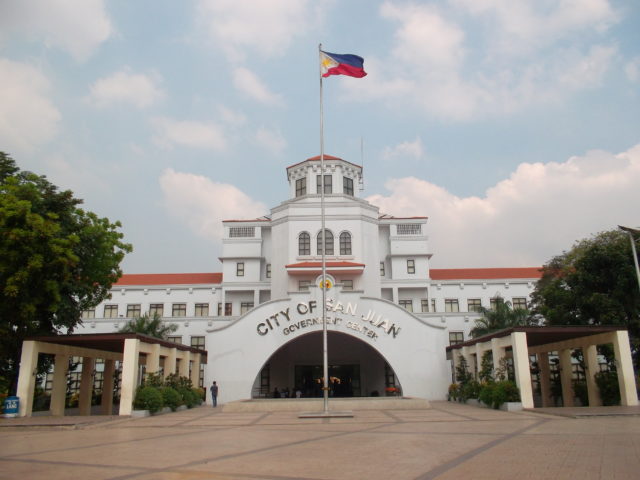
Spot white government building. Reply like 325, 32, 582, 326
72, 154, 543, 405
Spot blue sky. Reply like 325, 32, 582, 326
1, 0, 639, 273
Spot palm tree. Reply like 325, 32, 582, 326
470, 297, 531, 338
118, 313, 177, 339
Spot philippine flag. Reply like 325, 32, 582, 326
320, 51, 367, 78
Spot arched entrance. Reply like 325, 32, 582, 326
251, 331, 400, 398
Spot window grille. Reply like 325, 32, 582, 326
229, 226, 255, 237
397, 224, 421, 235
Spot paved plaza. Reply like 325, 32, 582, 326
1, 401, 639, 479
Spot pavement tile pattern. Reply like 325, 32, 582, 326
1, 401, 639, 479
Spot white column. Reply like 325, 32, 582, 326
511, 332, 534, 409
146, 343, 161, 376
584, 345, 602, 407
612, 330, 639, 406
50, 353, 70, 416
179, 351, 190, 378
119, 338, 140, 416
559, 348, 574, 407
253, 289, 260, 308
190, 352, 201, 387
101, 359, 115, 415
392, 287, 398, 304
78, 357, 95, 415
165, 348, 177, 378
491, 338, 504, 381
16, 341, 39, 417
537, 352, 553, 408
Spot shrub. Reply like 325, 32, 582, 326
192, 388, 204, 405
573, 381, 589, 406
460, 380, 481, 401
166, 373, 193, 391
448, 383, 460, 401
594, 371, 620, 406
479, 381, 520, 409
160, 387, 181, 411
134, 386, 164, 413
143, 372, 164, 388
177, 387, 197, 408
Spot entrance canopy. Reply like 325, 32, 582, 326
447, 326, 638, 408
16, 333, 207, 417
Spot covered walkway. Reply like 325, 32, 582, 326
447, 326, 639, 409
15, 333, 207, 417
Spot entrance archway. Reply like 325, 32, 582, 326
251, 331, 400, 398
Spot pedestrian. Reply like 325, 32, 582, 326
210, 381, 219, 407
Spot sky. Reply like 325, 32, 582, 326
0, 0, 639, 274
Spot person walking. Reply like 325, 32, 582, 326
210, 381, 219, 407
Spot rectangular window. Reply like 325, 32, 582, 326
190, 336, 205, 349
316, 174, 332, 194
194, 303, 209, 317
295, 177, 306, 197
380, 262, 385, 277
342, 280, 353, 291
467, 299, 482, 313
172, 303, 187, 317
240, 302, 254, 314
431, 299, 436, 313
82, 309, 95, 319
421, 299, 429, 313
104, 305, 118, 318
407, 259, 415, 274
397, 224, 422, 235
225, 302, 232, 316
449, 332, 464, 346
167, 336, 182, 344
445, 299, 459, 313
399, 299, 413, 312
490, 298, 500, 310
343, 176, 354, 195
126, 304, 141, 318
299, 280, 310, 292
266, 263, 271, 278
236, 262, 245, 277
229, 226, 255, 237
149, 303, 164, 317
512, 297, 528, 309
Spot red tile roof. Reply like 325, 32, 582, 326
286, 155, 362, 170
430, 268, 542, 280
115, 273, 222, 286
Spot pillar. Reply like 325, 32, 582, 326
50, 353, 70, 416
16, 341, 39, 417
101, 359, 115, 415
190, 352, 201, 388
611, 330, 639, 406
511, 332, 534, 409
491, 338, 504, 381
537, 352, 553, 408
165, 347, 176, 378
179, 351, 190, 378
78, 357, 95, 415
558, 348, 574, 407
146, 343, 161, 377
584, 345, 602, 407
253, 289, 260, 308
119, 338, 140, 416
392, 287, 398, 304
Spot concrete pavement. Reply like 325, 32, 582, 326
1, 401, 639, 479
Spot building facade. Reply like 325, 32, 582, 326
77, 155, 541, 404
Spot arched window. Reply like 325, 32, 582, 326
316, 229, 334, 255
298, 232, 310, 255
339, 232, 352, 255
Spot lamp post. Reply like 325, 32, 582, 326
618, 225, 640, 295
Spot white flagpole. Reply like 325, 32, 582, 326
319, 43, 329, 413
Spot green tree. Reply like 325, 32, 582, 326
469, 297, 531, 338
118, 313, 177, 339
0, 152, 131, 394
530, 229, 640, 367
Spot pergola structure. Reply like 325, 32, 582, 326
16, 333, 207, 417
447, 326, 638, 409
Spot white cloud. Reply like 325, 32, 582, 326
152, 117, 227, 151
88, 70, 165, 109
0, 58, 61, 153
159, 169, 267, 240
218, 106, 247, 127
255, 126, 287, 155
342, 1, 619, 121
196, 0, 321, 61
0, 0, 112, 61
367, 144, 640, 268
382, 138, 425, 161
625, 57, 640, 83
233, 67, 284, 106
